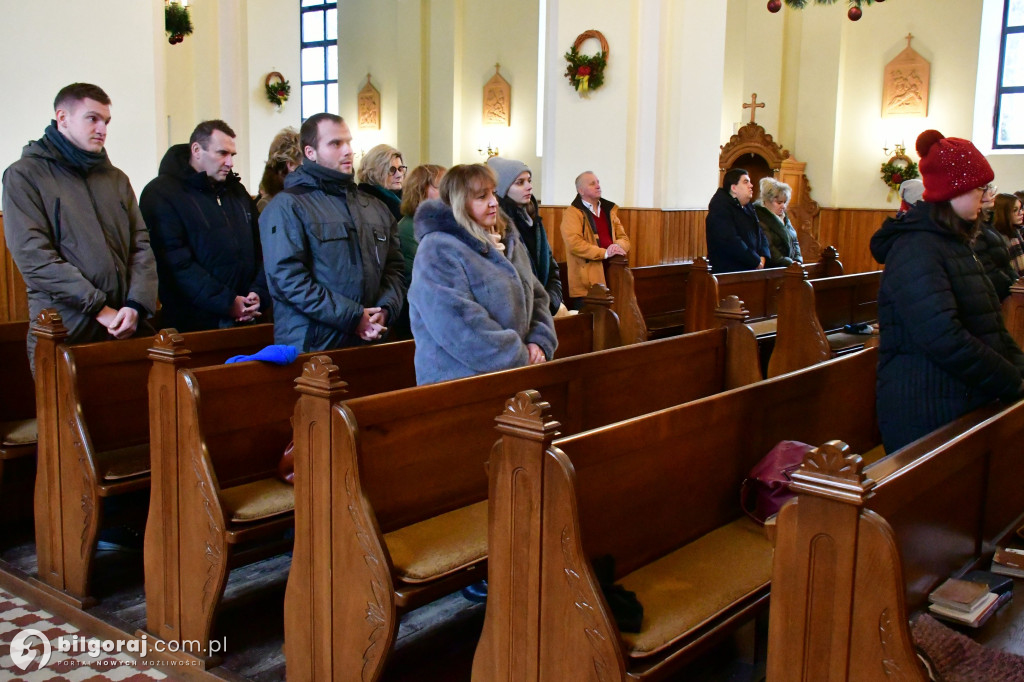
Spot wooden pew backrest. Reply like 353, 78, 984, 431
341, 328, 737, 534
0, 320, 32, 423
556, 347, 880, 578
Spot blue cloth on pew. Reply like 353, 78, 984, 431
225, 345, 299, 365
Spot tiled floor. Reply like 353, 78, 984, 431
0, 586, 166, 682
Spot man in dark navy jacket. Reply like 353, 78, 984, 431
140, 120, 269, 331
705, 168, 770, 273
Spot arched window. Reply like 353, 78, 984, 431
300, 0, 339, 121
993, 0, 1023, 149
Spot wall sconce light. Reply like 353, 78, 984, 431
882, 140, 906, 159
477, 143, 500, 158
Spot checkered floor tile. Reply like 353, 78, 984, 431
0, 586, 167, 681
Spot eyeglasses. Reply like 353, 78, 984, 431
388, 165, 408, 176
982, 183, 998, 196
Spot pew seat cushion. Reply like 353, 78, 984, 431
96, 444, 151, 481
385, 500, 488, 583
747, 318, 778, 337
221, 478, 295, 522
1, 419, 37, 446
619, 517, 772, 658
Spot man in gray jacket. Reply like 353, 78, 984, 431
259, 113, 405, 352
2, 83, 157, 366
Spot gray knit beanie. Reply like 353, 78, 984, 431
487, 156, 530, 198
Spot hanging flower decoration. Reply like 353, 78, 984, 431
265, 72, 291, 109
164, 2, 193, 45
770, 0, 885, 21
564, 30, 609, 95
880, 154, 919, 201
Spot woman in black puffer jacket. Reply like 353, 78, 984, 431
871, 130, 1024, 453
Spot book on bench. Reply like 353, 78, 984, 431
928, 578, 990, 613
991, 546, 1024, 579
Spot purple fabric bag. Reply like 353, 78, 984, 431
740, 440, 814, 525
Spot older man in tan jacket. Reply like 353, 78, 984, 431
558, 171, 630, 307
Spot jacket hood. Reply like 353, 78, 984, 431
413, 199, 512, 255
284, 159, 355, 196
158, 143, 242, 191
870, 202, 968, 265
709, 186, 744, 212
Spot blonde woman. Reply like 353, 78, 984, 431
408, 164, 556, 385
257, 127, 302, 213
752, 177, 803, 267
357, 143, 405, 220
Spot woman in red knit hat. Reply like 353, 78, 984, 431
870, 130, 1024, 453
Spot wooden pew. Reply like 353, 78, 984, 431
283, 302, 763, 682
767, 397, 1024, 681
144, 299, 621, 659
472, 348, 880, 682
30, 312, 274, 606
603, 249, 843, 345
1000, 281, 1024, 348
0, 320, 36, 527
767, 264, 882, 378
683, 247, 844, 336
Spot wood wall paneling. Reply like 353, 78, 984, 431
0, 212, 30, 323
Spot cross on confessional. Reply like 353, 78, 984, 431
743, 93, 765, 124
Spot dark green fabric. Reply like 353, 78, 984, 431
43, 121, 107, 174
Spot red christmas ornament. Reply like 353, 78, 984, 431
848, 6, 862, 20
767, 0, 782, 13
891, 173, 904, 185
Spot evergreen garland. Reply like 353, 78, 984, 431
165, 4, 193, 37
784, 0, 882, 7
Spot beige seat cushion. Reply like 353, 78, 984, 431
96, 443, 151, 481
860, 443, 887, 465
826, 332, 867, 352
385, 500, 487, 583
620, 517, 773, 658
747, 318, 778, 337
1, 419, 37, 446
221, 478, 295, 522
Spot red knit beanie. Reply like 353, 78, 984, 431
916, 129, 994, 203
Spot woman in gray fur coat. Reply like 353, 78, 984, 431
409, 164, 557, 385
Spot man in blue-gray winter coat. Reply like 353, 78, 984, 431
258, 114, 405, 352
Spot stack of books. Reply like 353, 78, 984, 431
927, 572, 1013, 628
991, 546, 1024, 578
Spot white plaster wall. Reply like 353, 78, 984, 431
246, 0, 301, 187
659, 0, 729, 209
543, 0, 631, 205
0, 0, 165, 202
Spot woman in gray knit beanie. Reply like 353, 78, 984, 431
487, 156, 563, 314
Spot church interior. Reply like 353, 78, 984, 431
1, 0, 1024, 680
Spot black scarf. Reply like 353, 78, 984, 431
44, 120, 108, 174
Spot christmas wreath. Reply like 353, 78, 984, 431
165, 3, 193, 45
767, 0, 884, 21
564, 30, 609, 95
880, 154, 919, 198
265, 72, 291, 108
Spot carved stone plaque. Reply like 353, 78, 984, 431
483, 64, 511, 127
358, 74, 380, 130
883, 34, 929, 118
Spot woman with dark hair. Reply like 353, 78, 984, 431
973, 187, 1019, 300
870, 130, 1024, 453
992, 192, 1024, 274
391, 164, 445, 339
357, 143, 405, 220
409, 164, 556, 385
256, 127, 301, 213
487, 156, 563, 314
